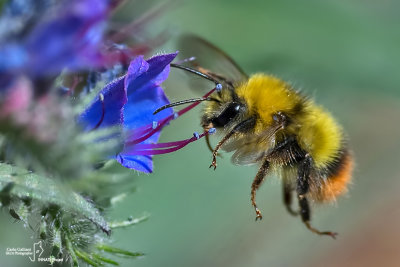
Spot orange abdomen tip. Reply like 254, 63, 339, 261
318, 152, 354, 202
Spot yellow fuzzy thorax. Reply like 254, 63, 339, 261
236, 74, 301, 127
235, 74, 343, 168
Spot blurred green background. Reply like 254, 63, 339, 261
1, 0, 400, 266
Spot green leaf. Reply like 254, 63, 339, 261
109, 214, 149, 229
96, 244, 144, 258
0, 163, 110, 233
92, 253, 120, 266
0, 116, 121, 180
75, 249, 101, 267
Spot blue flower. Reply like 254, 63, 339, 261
22, 0, 109, 75
79, 52, 178, 173
117, 53, 177, 172
0, 0, 111, 88
80, 52, 219, 173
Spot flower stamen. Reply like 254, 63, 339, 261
132, 128, 216, 155
126, 86, 216, 146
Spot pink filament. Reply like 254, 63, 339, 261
132, 131, 207, 155
126, 87, 216, 146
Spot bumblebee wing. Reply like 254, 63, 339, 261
225, 124, 284, 166
222, 134, 273, 166
177, 35, 248, 85
231, 143, 267, 165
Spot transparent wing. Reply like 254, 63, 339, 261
176, 34, 248, 85
218, 133, 267, 166
222, 124, 283, 166
231, 143, 266, 165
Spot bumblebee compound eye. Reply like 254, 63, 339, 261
211, 102, 242, 127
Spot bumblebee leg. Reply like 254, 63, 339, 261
204, 134, 223, 159
251, 159, 270, 221
283, 182, 298, 216
202, 125, 224, 158
205, 134, 214, 153
297, 155, 338, 239
209, 130, 234, 170
209, 117, 256, 170
298, 195, 338, 239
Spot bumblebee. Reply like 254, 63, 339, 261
157, 36, 353, 238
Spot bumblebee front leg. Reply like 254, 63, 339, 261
251, 159, 270, 220
204, 134, 214, 153
297, 154, 338, 239
209, 117, 256, 170
209, 130, 235, 170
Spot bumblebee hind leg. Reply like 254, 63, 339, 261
297, 195, 338, 239
297, 154, 338, 239
283, 181, 298, 216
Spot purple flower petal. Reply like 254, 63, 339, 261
123, 53, 177, 129
24, 0, 109, 76
117, 52, 178, 173
78, 76, 127, 131
0, 0, 110, 83
78, 52, 177, 173
125, 53, 178, 93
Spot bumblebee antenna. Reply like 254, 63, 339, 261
154, 63, 223, 115
153, 97, 211, 115
171, 63, 221, 86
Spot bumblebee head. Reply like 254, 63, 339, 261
199, 81, 249, 130
153, 82, 247, 132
